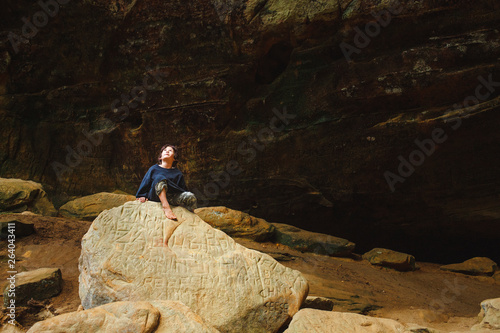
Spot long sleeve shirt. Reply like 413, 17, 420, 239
135, 164, 188, 202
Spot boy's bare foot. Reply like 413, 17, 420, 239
162, 207, 177, 220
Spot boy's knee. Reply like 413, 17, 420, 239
183, 192, 197, 210
155, 180, 169, 196
185, 191, 197, 203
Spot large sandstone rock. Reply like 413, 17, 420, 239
195, 206, 275, 241
440, 257, 498, 276
0, 178, 56, 216
79, 201, 308, 333
284, 309, 428, 333
59, 192, 136, 221
27, 300, 219, 333
3, 268, 62, 306
271, 223, 355, 257
363, 248, 416, 272
472, 298, 500, 331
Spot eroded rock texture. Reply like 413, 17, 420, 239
27, 300, 220, 333
1, 0, 500, 262
79, 201, 308, 333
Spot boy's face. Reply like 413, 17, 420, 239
161, 146, 176, 160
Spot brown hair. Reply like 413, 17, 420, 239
157, 144, 179, 166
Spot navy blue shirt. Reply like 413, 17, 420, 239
135, 164, 188, 202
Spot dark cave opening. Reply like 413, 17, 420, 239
247, 200, 500, 265
255, 41, 293, 85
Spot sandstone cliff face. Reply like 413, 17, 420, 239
1, 0, 500, 262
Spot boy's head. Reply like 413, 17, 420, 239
157, 144, 179, 166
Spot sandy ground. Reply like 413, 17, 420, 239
0, 213, 499, 332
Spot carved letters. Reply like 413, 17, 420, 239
79, 201, 308, 332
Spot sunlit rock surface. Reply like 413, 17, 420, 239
79, 201, 308, 333
472, 298, 500, 331
27, 300, 221, 333
195, 206, 275, 241
58, 192, 136, 221
284, 308, 431, 333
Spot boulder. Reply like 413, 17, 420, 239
362, 248, 416, 272
0, 325, 25, 333
284, 309, 427, 333
79, 201, 308, 333
27, 300, 219, 333
0, 217, 35, 239
300, 296, 334, 311
194, 206, 275, 241
271, 223, 355, 257
0, 178, 56, 216
58, 192, 136, 221
3, 268, 62, 306
472, 298, 500, 331
440, 257, 498, 276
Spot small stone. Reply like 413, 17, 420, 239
3, 268, 62, 306
363, 248, 416, 272
440, 257, 498, 276
301, 296, 334, 311
272, 223, 355, 257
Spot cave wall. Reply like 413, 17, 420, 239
1, 0, 500, 262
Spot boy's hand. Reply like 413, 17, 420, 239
137, 197, 148, 203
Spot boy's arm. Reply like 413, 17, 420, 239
136, 167, 153, 198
